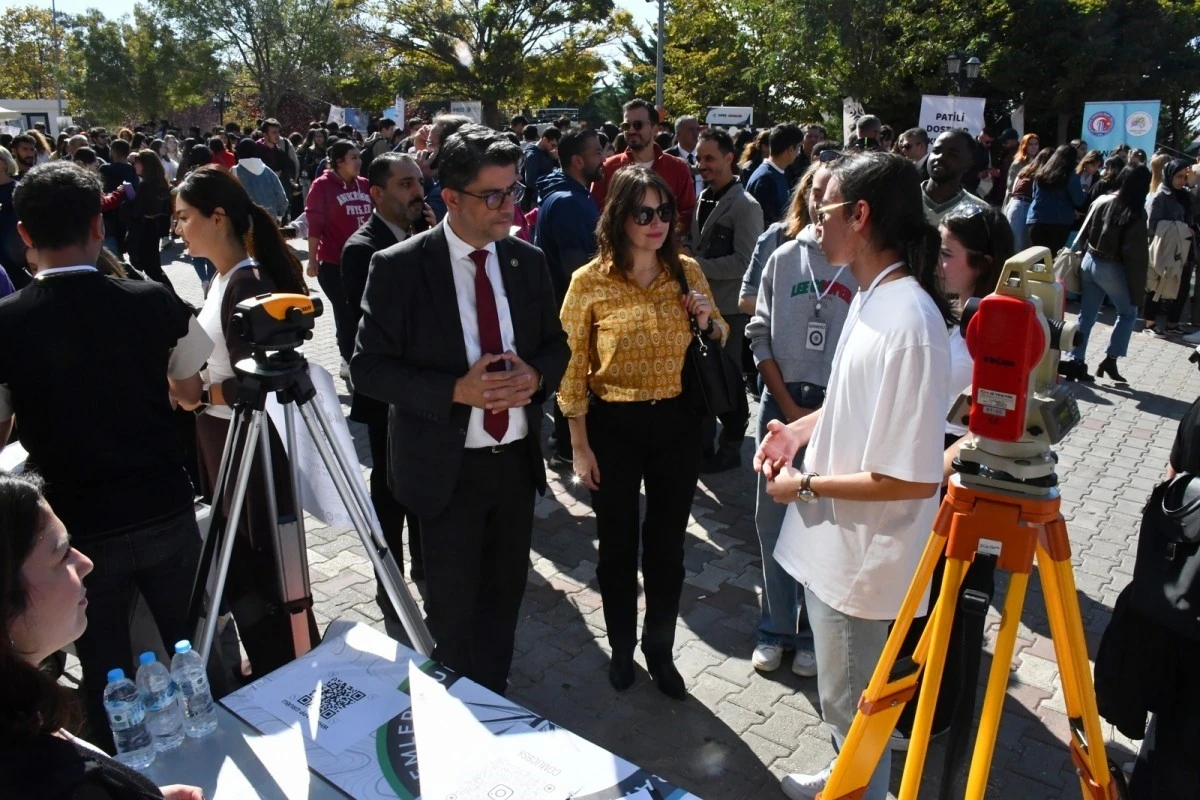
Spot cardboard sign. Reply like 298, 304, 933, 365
919, 95, 986, 137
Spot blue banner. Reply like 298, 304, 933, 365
1081, 100, 1160, 155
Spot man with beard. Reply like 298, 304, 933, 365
342, 152, 435, 627
9, 135, 37, 178
921, 130, 988, 225
534, 127, 606, 465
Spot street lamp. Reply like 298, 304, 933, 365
946, 53, 982, 96
647, 0, 665, 110
212, 91, 232, 127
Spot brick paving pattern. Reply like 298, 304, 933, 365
160, 242, 1197, 799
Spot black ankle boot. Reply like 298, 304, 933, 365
646, 656, 687, 700
1096, 356, 1127, 383
608, 649, 635, 692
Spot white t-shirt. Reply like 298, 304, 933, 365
198, 259, 257, 420
945, 327, 973, 436
774, 273, 950, 620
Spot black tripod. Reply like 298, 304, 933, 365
186, 294, 434, 668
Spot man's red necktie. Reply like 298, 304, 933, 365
469, 249, 509, 442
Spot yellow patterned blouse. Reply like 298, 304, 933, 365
557, 255, 728, 418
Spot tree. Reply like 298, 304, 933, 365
0, 6, 68, 101
154, 0, 351, 117
350, 0, 635, 127
66, 5, 219, 126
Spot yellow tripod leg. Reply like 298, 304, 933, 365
818, 526, 947, 800
898, 556, 967, 800
1036, 532, 1114, 799
965, 570, 1030, 800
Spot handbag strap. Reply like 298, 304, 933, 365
672, 264, 706, 340
1163, 472, 1200, 520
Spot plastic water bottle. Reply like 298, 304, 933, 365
170, 640, 218, 738
135, 651, 185, 751
102, 668, 156, 770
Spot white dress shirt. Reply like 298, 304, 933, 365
443, 219, 529, 447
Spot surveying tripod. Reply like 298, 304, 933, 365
186, 293, 434, 668
817, 249, 1126, 800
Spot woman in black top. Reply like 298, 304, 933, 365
127, 150, 173, 291
0, 472, 202, 800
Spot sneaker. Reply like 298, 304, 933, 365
889, 729, 910, 751
780, 761, 834, 800
791, 648, 818, 677
1183, 331, 1200, 345
751, 643, 784, 672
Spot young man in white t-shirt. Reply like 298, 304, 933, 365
754, 152, 954, 800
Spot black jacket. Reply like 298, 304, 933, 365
342, 212, 400, 426
350, 221, 570, 518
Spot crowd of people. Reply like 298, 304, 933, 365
0, 98, 1198, 800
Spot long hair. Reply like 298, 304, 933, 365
941, 204, 1015, 299
175, 165, 306, 294
1076, 149, 1102, 175
783, 161, 820, 239
131, 149, 169, 212
1105, 165, 1151, 228
1033, 145, 1079, 189
1014, 134, 1039, 164
827, 151, 956, 325
0, 473, 80, 743
595, 166, 684, 283
1017, 148, 1053, 180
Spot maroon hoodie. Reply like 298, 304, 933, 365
305, 170, 373, 264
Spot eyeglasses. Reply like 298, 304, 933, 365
899, 142, 915, 152
631, 202, 676, 225
455, 182, 525, 210
620, 120, 648, 132
944, 202, 994, 251
815, 200, 852, 225
816, 149, 843, 163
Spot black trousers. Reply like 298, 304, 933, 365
366, 419, 422, 616
702, 312, 751, 452
420, 443, 535, 695
1144, 260, 1195, 325
588, 395, 702, 660
128, 223, 174, 292
74, 510, 202, 753
317, 262, 355, 362
1028, 222, 1072, 255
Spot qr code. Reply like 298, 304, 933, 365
298, 677, 366, 720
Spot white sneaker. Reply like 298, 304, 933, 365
751, 643, 784, 672
791, 648, 818, 677
1183, 330, 1200, 345
780, 761, 834, 800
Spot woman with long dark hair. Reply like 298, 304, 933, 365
1063, 165, 1152, 381
756, 152, 951, 800
174, 165, 314, 684
0, 472, 202, 799
559, 166, 726, 700
127, 150, 173, 290
1005, 147, 1052, 251
1026, 144, 1086, 253
297, 127, 328, 201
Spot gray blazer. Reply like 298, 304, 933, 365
687, 181, 764, 315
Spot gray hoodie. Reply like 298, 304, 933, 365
746, 225, 858, 386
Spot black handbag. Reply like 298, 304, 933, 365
1129, 472, 1200, 641
676, 269, 742, 417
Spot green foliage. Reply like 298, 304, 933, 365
0, 6, 68, 102
351, 0, 634, 126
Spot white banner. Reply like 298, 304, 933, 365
919, 95, 986, 137
392, 96, 404, 124
705, 106, 753, 127
1010, 105, 1025, 137
327, 105, 346, 126
842, 97, 865, 145
450, 100, 482, 123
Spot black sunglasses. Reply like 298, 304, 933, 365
631, 202, 676, 225
817, 149, 843, 163
620, 120, 649, 132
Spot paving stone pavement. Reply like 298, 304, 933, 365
160, 243, 1200, 799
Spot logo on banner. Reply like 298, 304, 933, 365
1086, 112, 1115, 137
1126, 111, 1153, 137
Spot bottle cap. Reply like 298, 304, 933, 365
107, 668, 125, 682
138, 651, 157, 666
174, 640, 192, 654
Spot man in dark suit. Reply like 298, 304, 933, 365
342, 152, 434, 630
352, 126, 570, 694
665, 114, 702, 201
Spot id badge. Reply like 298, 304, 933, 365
806, 320, 828, 352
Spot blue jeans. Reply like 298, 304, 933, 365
754, 385, 817, 649
1005, 197, 1031, 252
805, 586, 892, 800
1073, 251, 1137, 360
191, 256, 216, 285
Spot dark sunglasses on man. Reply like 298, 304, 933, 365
631, 202, 676, 225
620, 120, 649, 132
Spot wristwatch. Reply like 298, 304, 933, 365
796, 473, 819, 503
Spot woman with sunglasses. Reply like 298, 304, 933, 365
559, 166, 727, 700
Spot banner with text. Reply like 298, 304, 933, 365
919, 95, 986, 137
1081, 100, 1160, 156
842, 97, 865, 145
450, 101, 482, 123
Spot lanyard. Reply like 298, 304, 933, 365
806, 262, 847, 317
